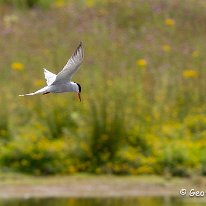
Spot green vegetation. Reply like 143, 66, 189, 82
0, 0, 206, 176
0, 0, 53, 9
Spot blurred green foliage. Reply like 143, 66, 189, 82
0, 0, 54, 8
0, 0, 206, 176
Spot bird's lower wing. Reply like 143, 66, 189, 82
19, 92, 37, 96
19, 87, 48, 96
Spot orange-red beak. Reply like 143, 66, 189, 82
77, 93, 81, 102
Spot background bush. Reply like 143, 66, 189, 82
0, 0, 206, 176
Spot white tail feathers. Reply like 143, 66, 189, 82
19, 86, 48, 97
19, 93, 36, 96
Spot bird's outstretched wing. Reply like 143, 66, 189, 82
51, 42, 84, 85
43, 68, 57, 86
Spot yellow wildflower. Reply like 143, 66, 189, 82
124, 150, 136, 161
95, 167, 102, 174
136, 165, 154, 174
80, 142, 90, 152
53, 0, 65, 8
136, 58, 147, 67
162, 44, 171, 52
165, 18, 175, 26
182, 69, 198, 78
11, 62, 24, 71
86, 0, 95, 7
162, 124, 174, 135
192, 50, 199, 58
68, 165, 77, 174
30, 134, 38, 141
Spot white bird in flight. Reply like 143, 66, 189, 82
19, 42, 84, 101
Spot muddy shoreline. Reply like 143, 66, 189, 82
0, 174, 205, 198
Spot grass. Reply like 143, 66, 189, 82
0, 0, 206, 176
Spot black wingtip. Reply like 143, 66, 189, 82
78, 42, 84, 58
79, 41, 83, 48
75, 42, 83, 52
72, 41, 84, 59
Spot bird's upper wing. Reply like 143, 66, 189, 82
51, 42, 84, 85
43, 68, 57, 86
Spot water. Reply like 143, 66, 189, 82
0, 197, 206, 206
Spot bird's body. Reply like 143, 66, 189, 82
20, 82, 79, 95
19, 42, 84, 101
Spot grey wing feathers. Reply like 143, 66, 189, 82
52, 42, 84, 85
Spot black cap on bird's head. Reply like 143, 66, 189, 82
76, 82, 81, 93
74, 82, 81, 102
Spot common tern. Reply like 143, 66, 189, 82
19, 42, 84, 101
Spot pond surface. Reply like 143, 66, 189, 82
1, 197, 206, 206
